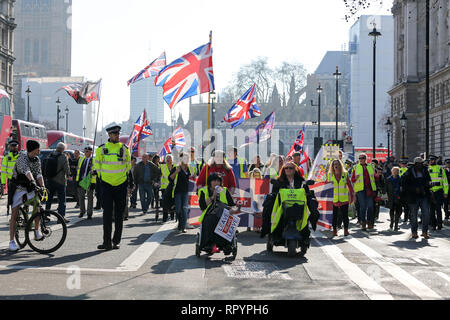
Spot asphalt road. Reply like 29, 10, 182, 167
0, 195, 450, 301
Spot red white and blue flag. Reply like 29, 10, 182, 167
155, 43, 214, 109
127, 52, 166, 86
128, 110, 153, 154
299, 145, 311, 175
223, 84, 261, 128
240, 111, 275, 147
158, 126, 186, 158
287, 124, 306, 157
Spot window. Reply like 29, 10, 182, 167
1, 60, 6, 85
25, 39, 31, 65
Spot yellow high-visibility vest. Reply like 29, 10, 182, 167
76, 156, 97, 184
271, 188, 309, 233
160, 163, 175, 190
399, 167, 408, 177
329, 172, 349, 203
95, 142, 131, 186
1, 152, 19, 184
353, 164, 377, 193
429, 165, 449, 194
197, 186, 229, 223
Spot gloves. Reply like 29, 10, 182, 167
28, 180, 38, 192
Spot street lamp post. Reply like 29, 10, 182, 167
211, 93, 216, 129
400, 112, 408, 159
56, 97, 62, 131
26, 86, 31, 122
369, 23, 381, 162
83, 125, 86, 137
385, 117, 392, 160
333, 66, 341, 141
311, 83, 323, 139
65, 105, 69, 132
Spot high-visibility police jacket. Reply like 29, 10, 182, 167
328, 172, 349, 204
353, 164, 377, 193
76, 156, 97, 184
197, 186, 229, 223
160, 163, 176, 190
428, 165, 449, 194
95, 142, 131, 186
399, 167, 408, 177
228, 157, 247, 178
271, 188, 309, 234
1, 152, 19, 184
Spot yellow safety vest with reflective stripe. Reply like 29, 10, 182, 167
329, 172, 349, 203
76, 156, 97, 184
1, 152, 19, 184
353, 164, 377, 193
399, 167, 408, 177
171, 167, 190, 198
197, 187, 229, 223
271, 188, 309, 233
95, 142, 131, 186
265, 167, 278, 179
188, 161, 200, 176
429, 165, 449, 194
160, 163, 175, 190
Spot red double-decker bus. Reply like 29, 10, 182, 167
10, 120, 48, 151
47, 131, 94, 151
0, 89, 12, 160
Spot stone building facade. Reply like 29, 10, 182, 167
389, 0, 450, 159
0, 0, 16, 104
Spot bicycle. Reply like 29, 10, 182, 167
14, 187, 67, 254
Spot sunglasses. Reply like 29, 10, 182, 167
285, 167, 295, 170
359, 157, 366, 160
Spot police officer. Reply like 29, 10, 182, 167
399, 158, 410, 222
428, 155, 448, 230
444, 159, 450, 221
95, 126, 131, 250
1, 140, 20, 215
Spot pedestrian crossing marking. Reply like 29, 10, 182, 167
223, 261, 292, 280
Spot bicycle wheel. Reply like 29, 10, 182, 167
25, 210, 67, 254
15, 207, 30, 249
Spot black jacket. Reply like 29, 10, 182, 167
401, 166, 432, 204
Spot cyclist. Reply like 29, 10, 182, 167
8, 140, 46, 252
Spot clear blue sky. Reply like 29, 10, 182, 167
71, 0, 393, 127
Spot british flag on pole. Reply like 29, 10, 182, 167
158, 126, 186, 158
287, 124, 306, 157
128, 110, 153, 153
223, 84, 261, 128
127, 52, 166, 86
155, 43, 214, 109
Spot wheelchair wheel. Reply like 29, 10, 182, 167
232, 236, 238, 259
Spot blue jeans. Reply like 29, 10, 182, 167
356, 191, 374, 224
45, 180, 66, 217
175, 192, 189, 231
409, 197, 430, 234
139, 183, 153, 212
130, 186, 138, 207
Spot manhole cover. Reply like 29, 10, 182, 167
223, 261, 292, 280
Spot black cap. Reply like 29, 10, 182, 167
106, 125, 121, 134
26, 140, 40, 152
84, 146, 93, 151
8, 140, 19, 146
429, 155, 438, 161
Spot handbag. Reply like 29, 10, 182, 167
79, 173, 92, 192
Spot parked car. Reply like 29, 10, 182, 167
38, 149, 84, 201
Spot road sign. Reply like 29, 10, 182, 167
322, 144, 340, 161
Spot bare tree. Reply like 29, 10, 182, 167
342, 0, 386, 22
275, 61, 308, 109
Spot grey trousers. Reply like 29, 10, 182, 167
78, 187, 94, 216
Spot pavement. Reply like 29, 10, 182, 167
0, 195, 450, 300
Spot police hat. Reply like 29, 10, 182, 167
429, 155, 438, 161
106, 125, 121, 134
400, 158, 408, 164
84, 146, 93, 151
445, 159, 450, 164
8, 140, 19, 146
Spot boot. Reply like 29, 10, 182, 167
332, 228, 338, 237
344, 229, 349, 236
421, 232, 430, 239
362, 222, 367, 231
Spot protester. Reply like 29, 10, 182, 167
169, 152, 191, 232
428, 155, 448, 231
226, 146, 248, 187
386, 167, 402, 231
264, 154, 280, 179
123, 156, 136, 221
399, 159, 410, 222
45, 142, 70, 223
401, 157, 432, 239
76, 146, 96, 220
129, 156, 138, 209
134, 153, 161, 214
351, 153, 377, 231
160, 154, 175, 222
292, 152, 305, 178
444, 159, 450, 221
249, 155, 264, 172
196, 150, 237, 194
151, 154, 161, 210
70, 149, 81, 209
188, 146, 203, 177
327, 159, 351, 237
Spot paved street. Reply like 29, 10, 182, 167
0, 196, 450, 300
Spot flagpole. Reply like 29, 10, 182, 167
206, 31, 212, 174
93, 79, 102, 148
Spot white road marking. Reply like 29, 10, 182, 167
223, 261, 292, 280
346, 236, 441, 300
312, 231, 393, 300
435, 272, 450, 284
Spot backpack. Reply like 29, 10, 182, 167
43, 153, 63, 179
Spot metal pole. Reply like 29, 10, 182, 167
27, 92, 30, 122
402, 128, 405, 158
65, 106, 69, 132
318, 90, 321, 139
373, 37, 377, 161
387, 131, 390, 159
425, 0, 430, 158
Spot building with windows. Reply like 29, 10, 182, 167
0, 0, 16, 110
129, 77, 165, 124
389, 0, 450, 160
348, 15, 394, 150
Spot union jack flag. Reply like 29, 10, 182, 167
128, 110, 153, 154
155, 42, 214, 109
127, 52, 166, 86
287, 124, 306, 157
223, 84, 261, 128
158, 126, 186, 158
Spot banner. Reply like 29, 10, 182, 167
214, 209, 241, 242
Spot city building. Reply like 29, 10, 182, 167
22, 76, 97, 138
129, 77, 165, 124
349, 15, 394, 150
389, 0, 450, 160
0, 0, 16, 111
14, 0, 72, 77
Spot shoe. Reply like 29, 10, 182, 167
8, 240, 19, 252
34, 230, 44, 241
64, 218, 70, 224
344, 229, 349, 236
431, 226, 436, 231
211, 245, 220, 254
124, 217, 128, 221
97, 244, 112, 251
113, 244, 120, 250
79, 213, 85, 218
94, 206, 101, 210
394, 225, 400, 231
181, 230, 187, 233
368, 224, 374, 230
362, 222, 367, 231
332, 229, 338, 237
87, 216, 92, 220
438, 225, 442, 230
421, 232, 430, 239
412, 233, 419, 239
